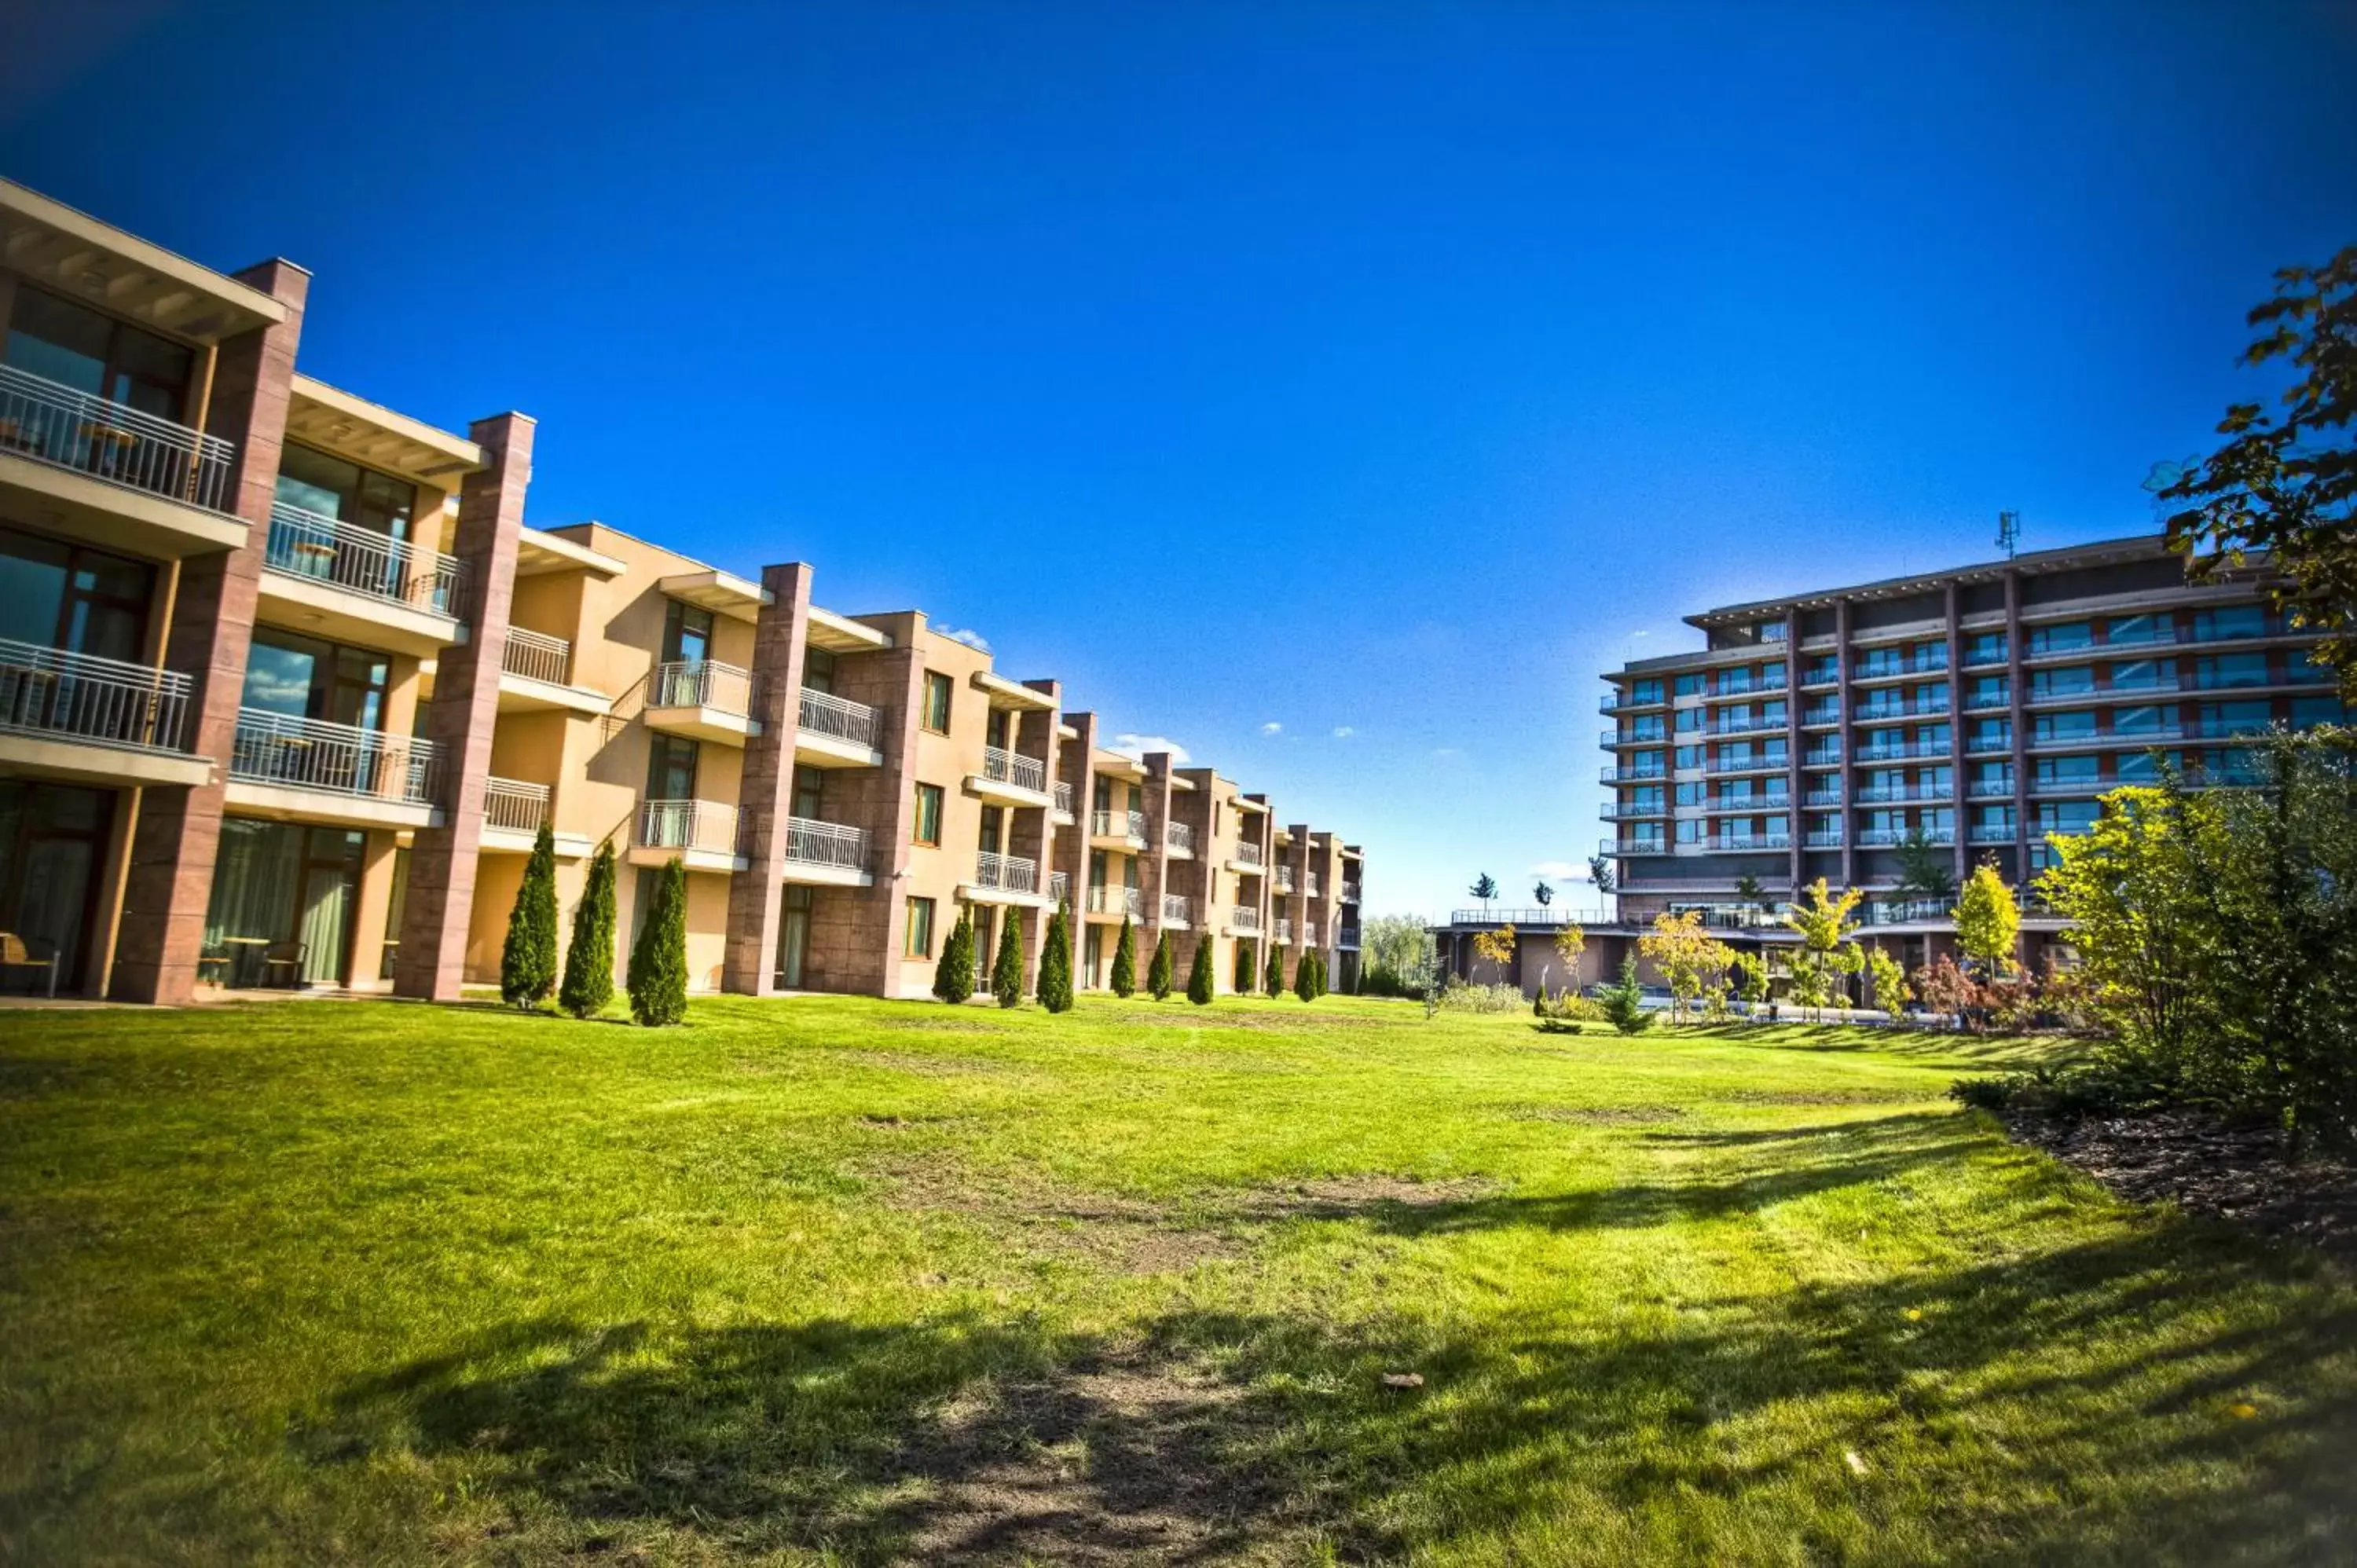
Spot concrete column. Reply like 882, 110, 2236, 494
722, 562, 813, 993
1012, 680, 1062, 988
1139, 753, 1176, 941
1834, 599, 1856, 890
394, 412, 533, 1000
806, 611, 925, 995
1945, 582, 1970, 883
110, 258, 310, 1003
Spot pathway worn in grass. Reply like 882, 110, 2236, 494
2, 996, 2352, 1564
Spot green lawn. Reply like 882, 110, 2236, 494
2, 995, 2352, 1566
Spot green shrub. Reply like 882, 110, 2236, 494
1265, 944, 1285, 995
499, 820, 560, 1008
992, 912, 1024, 1007
1037, 902, 1074, 1013
1110, 917, 1137, 998
1293, 951, 1315, 1002
933, 910, 976, 1004
1233, 939, 1256, 995
1948, 1076, 2014, 1112
1434, 976, 1523, 1014
1186, 940, 1214, 1005
557, 837, 617, 1019
1148, 930, 1175, 1000
625, 857, 688, 1027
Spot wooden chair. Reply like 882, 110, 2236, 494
259, 940, 308, 989
0, 932, 59, 998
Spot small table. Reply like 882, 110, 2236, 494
222, 936, 270, 989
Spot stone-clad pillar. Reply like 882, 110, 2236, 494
1139, 753, 1177, 935
111, 258, 310, 1003
1834, 600, 1857, 890
395, 412, 533, 1001
723, 562, 814, 993
1945, 582, 1970, 884
1013, 680, 1062, 987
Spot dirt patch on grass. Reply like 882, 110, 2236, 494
876, 1017, 1021, 1036
1508, 1104, 1687, 1126
1233, 1174, 1497, 1220
2007, 1109, 2357, 1257
1719, 1087, 1930, 1107
828, 1048, 1009, 1078
865, 1159, 1241, 1275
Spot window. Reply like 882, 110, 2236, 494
921, 670, 953, 732
2198, 700, 2270, 738
276, 444, 418, 542
5, 286, 192, 421
2111, 705, 2171, 738
1674, 708, 1702, 733
2036, 754, 2100, 786
1675, 819, 1700, 844
0, 524, 152, 661
2198, 652, 2267, 690
904, 897, 936, 958
803, 647, 837, 694
912, 782, 944, 845
2106, 613, 2172, 647
2029, 621, 2092, 656
2034, 710, 2097, 743
2291, 695, 2353, 727
1671, 746, 1701, 770
1965, 632, 2007, 665
241, 630, 391, 729
645, 735, 699, 800
2114, 749, 2185, 783
1630, 679, 1662, 704
2032, 665, 2095, 698
2192, 605, 2267, 643
662, 600, 714, 665
1759, 622, 1787, 642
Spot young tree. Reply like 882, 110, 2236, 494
1036, 900, 1075, 1013
1233, 938, 1256, 995
1862, 945, 1912, 1017
625, 857, 689, 1027
1266, 943, 1285, 995
933, 910, 977, 1004
2161, 247, 2357, 701
558, 837, 618, 1019
992, 912, 1024, 1007
1602, 955, 1653, 1035
1731, 951, 1771, 1011
1637, 910, 1736, 1025
1781, 877, 1867, 1023
1313, 950, 1329, 997
1109, 915, 1138, 998
1587, 855, 1616, 896
500, 820, 561, 1008
1552, 920, 1586, 994
1360, 914, 1434, 989
1147, 929, 1175, 1000
1913, 954, 1981, 1029
1293, 950, 1317, 1002
1893, 826, 1958, 903
1186, 940, 1215, 1006
1468, 872, 1498, 917
1952, 860, 2021, 979
1469, 922, 1516, 984
1533, 879, 1553, 909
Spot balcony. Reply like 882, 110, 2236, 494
497, 628, 610, 716
1703, 713, 1787, 737
1853, 783, 1952, 805
1863, 899, 1956, 926
970, 744, 1051, 808
1705, 754, 1789, 776
1227, 839, 1265, 872
1853, 698, 1950, 723
1855, 739, 1955, 764
1340, 882, 1362, 905
1968, 822, 2017, 844
1967, 776, 2017, 799
0, 362, 243, 559
1800, 705, 1842, 728
1274, 867, 1296, 894
1604, 726, 1668, 748
226, 709, 440, 828
1085, 883, 1145, 921
1230, 905, 1263, 933
783, 818, 871, 886
1306, 874, 1321, 898
1337, 922, 1361, 951
1599, 689, 1666, 713
966, 848, 1049, 905
632, 798, 746, 872
1708, 672, 1789, 700
1803, 789, 1845, 808
1963, 690, 2011, 711
1049, 870, 1071, 903
1965, 732, 2014, 756
1708, 833, 1791, 852
1855, 826, 1956, 848
479, 777, 595, 858
1702, 791, 1788, 815
1303, 921, 1320, 947
1160, 893, 1192, 928
1274, 917, 1292, 943
1800, 663, 1841, 689
260, 501, 467, 654
1851, 654, 1948, 683
1601, 837, 1670, 856
1091, 808, 1148, 848
1963, 645, 2009, 668
646, 661, 760, 746
1166, 821, 1196, 856
1803, 829, 1845, 848
0, 639, 208, 788
795, 687, 884, 768
1052, 780, 1076, 822
1600, 765, 1668, 785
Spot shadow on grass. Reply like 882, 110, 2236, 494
310, 1219, 2357, 1566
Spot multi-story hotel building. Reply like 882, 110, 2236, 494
0, 178, 1361, 1002
1575, 534, 2348, 982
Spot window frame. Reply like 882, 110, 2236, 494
912, 781, 944, 846
904, 896, 936, 958
921, 671, 953, 734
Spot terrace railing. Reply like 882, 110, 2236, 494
0, 638, 194, 754
638, 798, 739, 856
651, 660, 754, 715
797, 686, 879, 749
482, 776, 550, 832
975, 849, 1039, 893
266, 501, 467, 616
981, 744, 1047, 794
0, 362, 234, 513
500, 627, 574, 687
786, 816, 868, 873
230, 709, 439, 804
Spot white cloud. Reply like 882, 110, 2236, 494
1429, 746, 1463, 760
1109, 733, 1190, 764
1259, 721, 1283, 735
1332, 726, 1354, 738
1528, 859, 1592, 882
936, 625, 991, 652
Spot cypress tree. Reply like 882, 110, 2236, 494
625, 856, 689, 1026
1294, 950, 1316, 1002
1313, 950, 1329, 998
1110, 915, 1137, 998
1266, 944, 1285, 995
1233, 938, 1255, 995
933, 909, 977, 1004
992, 911, 1024, 1007
1186, 939, 1215, 1005
500, 819, 561, 1008
1037, 900, 1075, 1013
1148, 930, 1175, 1000
558, 837, 618, 1019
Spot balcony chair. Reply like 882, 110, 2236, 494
258, 940, 309, 989
0, 932, 60, 998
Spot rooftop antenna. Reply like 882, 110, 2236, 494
1996, 510, 2022, 560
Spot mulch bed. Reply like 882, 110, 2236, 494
2006, 1108, 2357, 1258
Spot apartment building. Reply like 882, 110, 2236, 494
0, 178, 1362, 1002
1592, 533, 2348, 977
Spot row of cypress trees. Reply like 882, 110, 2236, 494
498, 822, 685, 1026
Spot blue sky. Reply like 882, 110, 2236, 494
9, 2, 2354, 920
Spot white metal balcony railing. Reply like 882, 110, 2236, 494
1709, 833, 1791, 852
1091, 808, 1149, 843
981, 745, 1047, 794
1053, 780, 1075, 815
266, 501, 467, 617
1230, 905, 1262, 932
1804, 829, 1846, 848
0, 362, 235, 513
798, 685, 879, 749
1854, 783, 1952, 805
1232, 839, 1263, 868
784, 815, 868, 872
1306, 874, 1321, 897
1600, 765, 1668, 785
1856, 826, 1957, 848
0, 638, 195, 754
1865, 899, 1956, 926
1603, 837, 1670, 855
1162, 893, 1191, 924
1274, 917, 1292, 943
1340, 881, 1361, 903
482, 776, 550, 833
1048, 870, 1071, 902
1704, 713, 1787, 737
1167, 821, 1195, 853
651, 660, 754, 715
500, 627, 574, 687
230, 709, 440, 804
1303, 921, 1319, 946
975, 848, 1039, 894
1707, 754, 1790, 775
1274, 869, 1296, 892
1704, 791, 1789, 813
638, 798, 739, 857
1087, 883, 1145, 918
1968, 822, 2017, 844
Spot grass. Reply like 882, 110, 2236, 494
2, 994, 2352, 1565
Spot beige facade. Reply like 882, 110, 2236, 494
0, 178, 1363, 1003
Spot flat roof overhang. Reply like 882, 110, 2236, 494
808, 605, 892, 652
284, 376, 483, 488
659, 569, 770, 624
515, 526, 626, 578
2, 179, 290, 343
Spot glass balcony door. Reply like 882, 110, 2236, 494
0, 781, 113, 993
